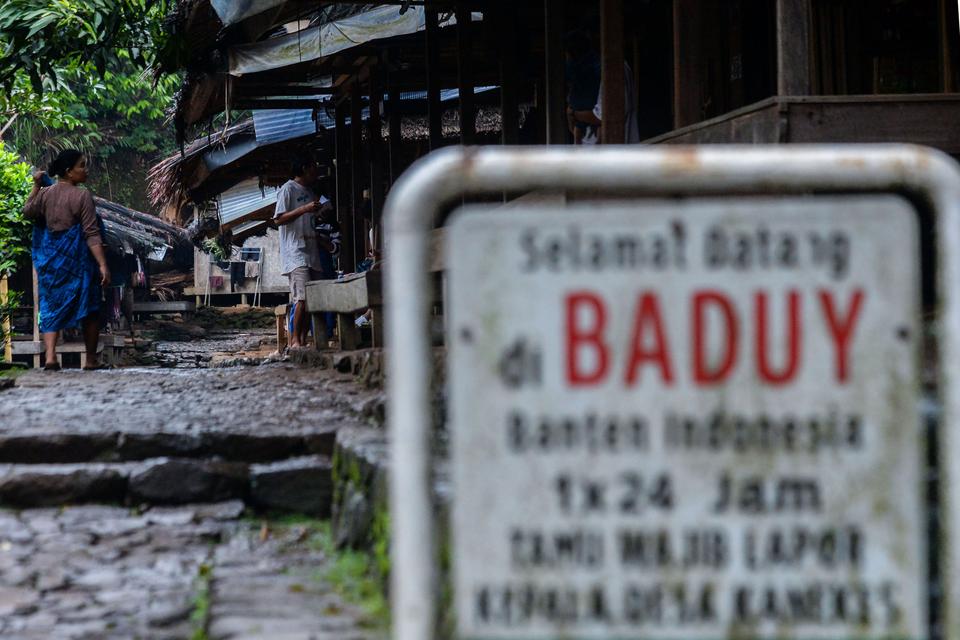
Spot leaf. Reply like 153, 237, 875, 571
26, 14, 55, 38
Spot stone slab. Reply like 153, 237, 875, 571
0, 463, 131, 507
250, 456, 333, 516
129, 458, 250, 505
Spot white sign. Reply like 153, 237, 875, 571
448, 196, 924, 640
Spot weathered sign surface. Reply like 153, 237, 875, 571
448, 196, 924, 640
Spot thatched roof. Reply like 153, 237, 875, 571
95, 198, 193, 270
147, 119, 255, 209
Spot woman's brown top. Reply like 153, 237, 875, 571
22, 182, 103, 248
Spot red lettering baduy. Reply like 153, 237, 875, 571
564, 288, 866, 388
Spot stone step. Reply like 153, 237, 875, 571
0, 456, 333, 515
0, 429, 337, 464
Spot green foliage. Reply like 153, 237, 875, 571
0, 0, 172, 91
202, 237, 232, 262
189, 562, 212, 640
308, 521, 391, 630
0, 143, 31, 278
2, 60, 179, 172
371, 506, 391, 581
0, 143, 31, 340
0, 2, 178, 211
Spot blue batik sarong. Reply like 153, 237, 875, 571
32, 221, 102, 333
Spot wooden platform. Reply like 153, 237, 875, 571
645, 94, 960, 153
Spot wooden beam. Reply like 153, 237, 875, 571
544, 0, 567, 144
368, 67, 386, 254
456, 4, 476, 145
425, 6, 444, 149
231, 99, 322, 110
499, 0, 520, 145
349, 82, 365, 270
601, 0, 626, 144
388, 64, 404, 183
776, 0, 812, 96
672, 0, 701, 128
940, 0, 958, 92
335, 100, 355, 273
233, 85, 338, 96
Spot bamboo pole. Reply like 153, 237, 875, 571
0, 275, 10, 363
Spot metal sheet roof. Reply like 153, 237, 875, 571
217, 178, 281, 225
251, 86, 497, 145
252, 108, 322, 145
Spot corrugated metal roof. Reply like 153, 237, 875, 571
253, 108, 321, 145
251, 86, 497, 145
217, 178, 281, 225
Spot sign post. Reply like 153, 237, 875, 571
384, 146, 960, 640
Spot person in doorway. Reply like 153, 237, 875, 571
564, 30, 602, 145
274, 156, 328, 348
22, 149, 111, 371
565, 30, 640, 145
570, 65, 641, 144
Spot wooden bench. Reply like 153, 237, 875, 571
12, 334, 126, 368
302, 229, 447, 351
131, 300, 196, 317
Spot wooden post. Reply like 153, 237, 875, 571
601, 0, 626, 144
350, 81, 365, 271
335, 100, 355, 273
499, 1, 520, 145
940, 0, 957, 92
456, 4, 476, 145
32, 265, 39, 368
338, 314, 361, 351
369, 66, 386, 253
776, 0, 812, 96
1, 275, 10, 363
544, 0, 567, 144
673, 0, 695, 128
425, 6, 443, 149
388, 70, 404, 183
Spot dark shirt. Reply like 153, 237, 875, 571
566, 53, 602, 112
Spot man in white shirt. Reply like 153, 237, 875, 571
273, 156, 331, 348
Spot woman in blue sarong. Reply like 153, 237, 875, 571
22, 150, 111, 371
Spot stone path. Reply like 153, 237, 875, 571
0, 333, 389, 639
0, 503, 385, 640
1, 362, 371, 435
0, 362, 382, 513
209, 523, 381, 640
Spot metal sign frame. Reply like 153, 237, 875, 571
383, 145, 960, 640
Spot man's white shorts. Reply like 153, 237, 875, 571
288, 267, 322, 302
